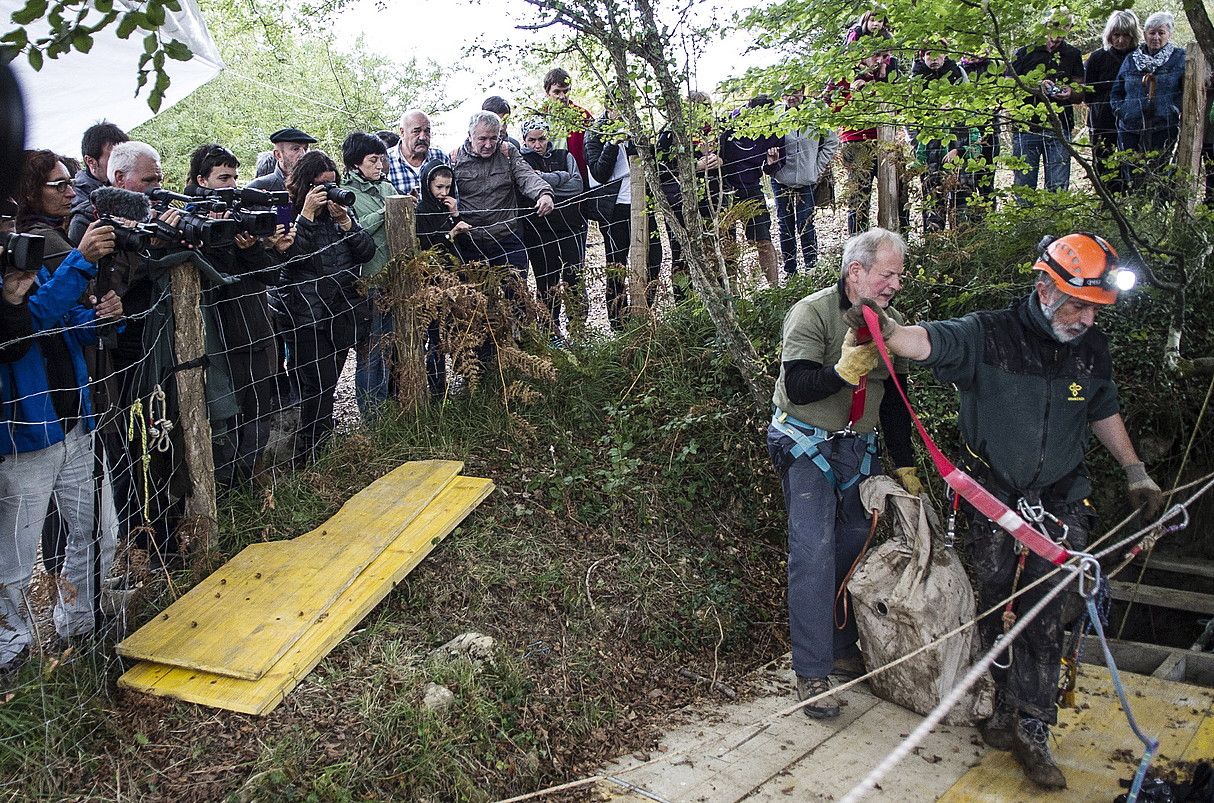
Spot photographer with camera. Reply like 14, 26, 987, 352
280, 151, 375, 465
185, 144, 285, 485
0, 205, 121, 675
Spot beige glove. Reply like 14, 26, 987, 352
842, 297, 897, 339
835, 329, 879, 386
894, 466, 923, 496
1124, 462, 1164, 519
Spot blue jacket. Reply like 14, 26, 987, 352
1111, 46, 1186, 135
1, 249, 101, 455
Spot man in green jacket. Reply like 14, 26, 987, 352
850, 232, 1164, 790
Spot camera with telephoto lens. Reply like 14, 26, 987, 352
321, 182, 355, 206
96, 217, 157, 252
146, 189, 238, 248
0, 232, 45, 272
186, 186, 282, 237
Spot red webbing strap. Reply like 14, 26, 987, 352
848, 376, 867, 428
861, 306, 1070, 566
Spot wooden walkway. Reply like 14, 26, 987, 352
592, 657, 1213, 802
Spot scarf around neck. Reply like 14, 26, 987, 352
1131, 41, 1176, 74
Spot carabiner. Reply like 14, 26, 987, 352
1075, 554, 1101, 600
991, 633, 1013, 670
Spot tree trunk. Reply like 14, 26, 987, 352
627, 155, 651, 317
877, 123, 901, 231
170, 260, 217, 573
1176, 41, 1210, 216
384, 195, 427, 408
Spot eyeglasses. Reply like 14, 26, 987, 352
45, 179, 72, 190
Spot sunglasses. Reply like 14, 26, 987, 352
45, 179, 72, 190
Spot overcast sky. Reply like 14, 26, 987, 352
330, 0, 775, 145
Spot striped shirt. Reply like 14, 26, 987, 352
386, 147, 450, 196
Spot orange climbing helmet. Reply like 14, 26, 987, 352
1033, 232, 1135, 305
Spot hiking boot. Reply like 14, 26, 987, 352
979, 700, 1017, 751
1012, 716, 1067, 790
796, 675, 841, 719
831, 655, 865, 680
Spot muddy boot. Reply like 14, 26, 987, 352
796, 675, 841, 719
979, 699, 1016, 750
1012, 716, 1067, 790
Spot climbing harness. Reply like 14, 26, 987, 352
771, 407, 878, 491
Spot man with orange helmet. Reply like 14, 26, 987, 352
847, 232, 1162, 790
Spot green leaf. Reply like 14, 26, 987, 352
27, 46, 42, 71
143, 33, 156, 52
162, 38, 191, 61
1, 29, 29, 48
93, 0, 113, 11
115, 11, 139, 38
10, 0, 49, 26
161, 0, 181, 10
71, 30, 92, 53
143, 1, 164, 27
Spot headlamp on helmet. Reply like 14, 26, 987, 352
1033, 232, 1132, 305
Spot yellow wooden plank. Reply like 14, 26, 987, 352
118, 476, 493, 715
939, 666, 1214, 802
116, 460, 464, 679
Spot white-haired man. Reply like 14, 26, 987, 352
386, 109, 449, 196
767, 227, 918, 719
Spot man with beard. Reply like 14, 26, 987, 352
846, 232, 1164, 791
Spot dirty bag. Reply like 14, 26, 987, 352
847, 475, 994, 725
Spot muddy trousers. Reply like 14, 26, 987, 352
768, 426, 872, 679
967, 500, 1092, 724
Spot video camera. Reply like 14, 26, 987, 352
186, 186, 286, 238
146, 188, 240, 247
0, 232, 45, 272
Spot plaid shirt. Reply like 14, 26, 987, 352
386, 147, 450, 196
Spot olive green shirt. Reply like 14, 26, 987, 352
772, 284, 909, 433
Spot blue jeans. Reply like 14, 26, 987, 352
772, 180, 817, 275
1012, 131, 1071, 192
768, 425, 871, 678
355, 289, 393, 415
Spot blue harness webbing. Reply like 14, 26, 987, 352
771, 407, 877, 491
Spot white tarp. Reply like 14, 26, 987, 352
3, 0, 222, 156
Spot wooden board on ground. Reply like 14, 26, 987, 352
119, 476, 493, 715
116, 460, 463, 679
593, 658, 1213, 802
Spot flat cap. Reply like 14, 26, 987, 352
269, 127, 317, 144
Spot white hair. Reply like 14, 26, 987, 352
397, 108, 429, 129
1143, 11, 1174, 32
106, 141, 160, 183
840, 227, 907, 277
469, 110, 502, 135
1102, 9, 1141, 49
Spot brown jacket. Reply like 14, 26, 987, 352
451, 140, 553, 243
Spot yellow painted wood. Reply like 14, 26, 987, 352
939, 666, 1214, 802
116, 460, 464, 679
118, 476, 493, 715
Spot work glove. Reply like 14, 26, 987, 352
842, 297, 897, 340
894, 466, 923, 496
1124, 462, 1164, 520
835, 329, 879, 386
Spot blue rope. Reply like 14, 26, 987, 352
1085, 593, 1159, 802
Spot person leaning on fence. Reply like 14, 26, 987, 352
519, 118, 587, 342
847, 232, 1165, 789
450, 110, 554, 279
907, 46, 979, 232
67, 121, 128, 245
280, 150, 375, 466
186, 144, 284, 486
763, 87, 840, 277
767, 227, 918, 721
586, 103, 663, 329
1085, 10, 1142, 194
342, 131, 396, 414
0, 213, 122, 679
1008, 9, 1085, 195
1110, 12, 1186, 191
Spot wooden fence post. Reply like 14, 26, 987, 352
627, 155, 651, 316
384, 195, 427, 408
877, 123, 901, 231
170, 260, 217, 569
1176, 41, 1209, 215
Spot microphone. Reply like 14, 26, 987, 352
90, 186, 151, 222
